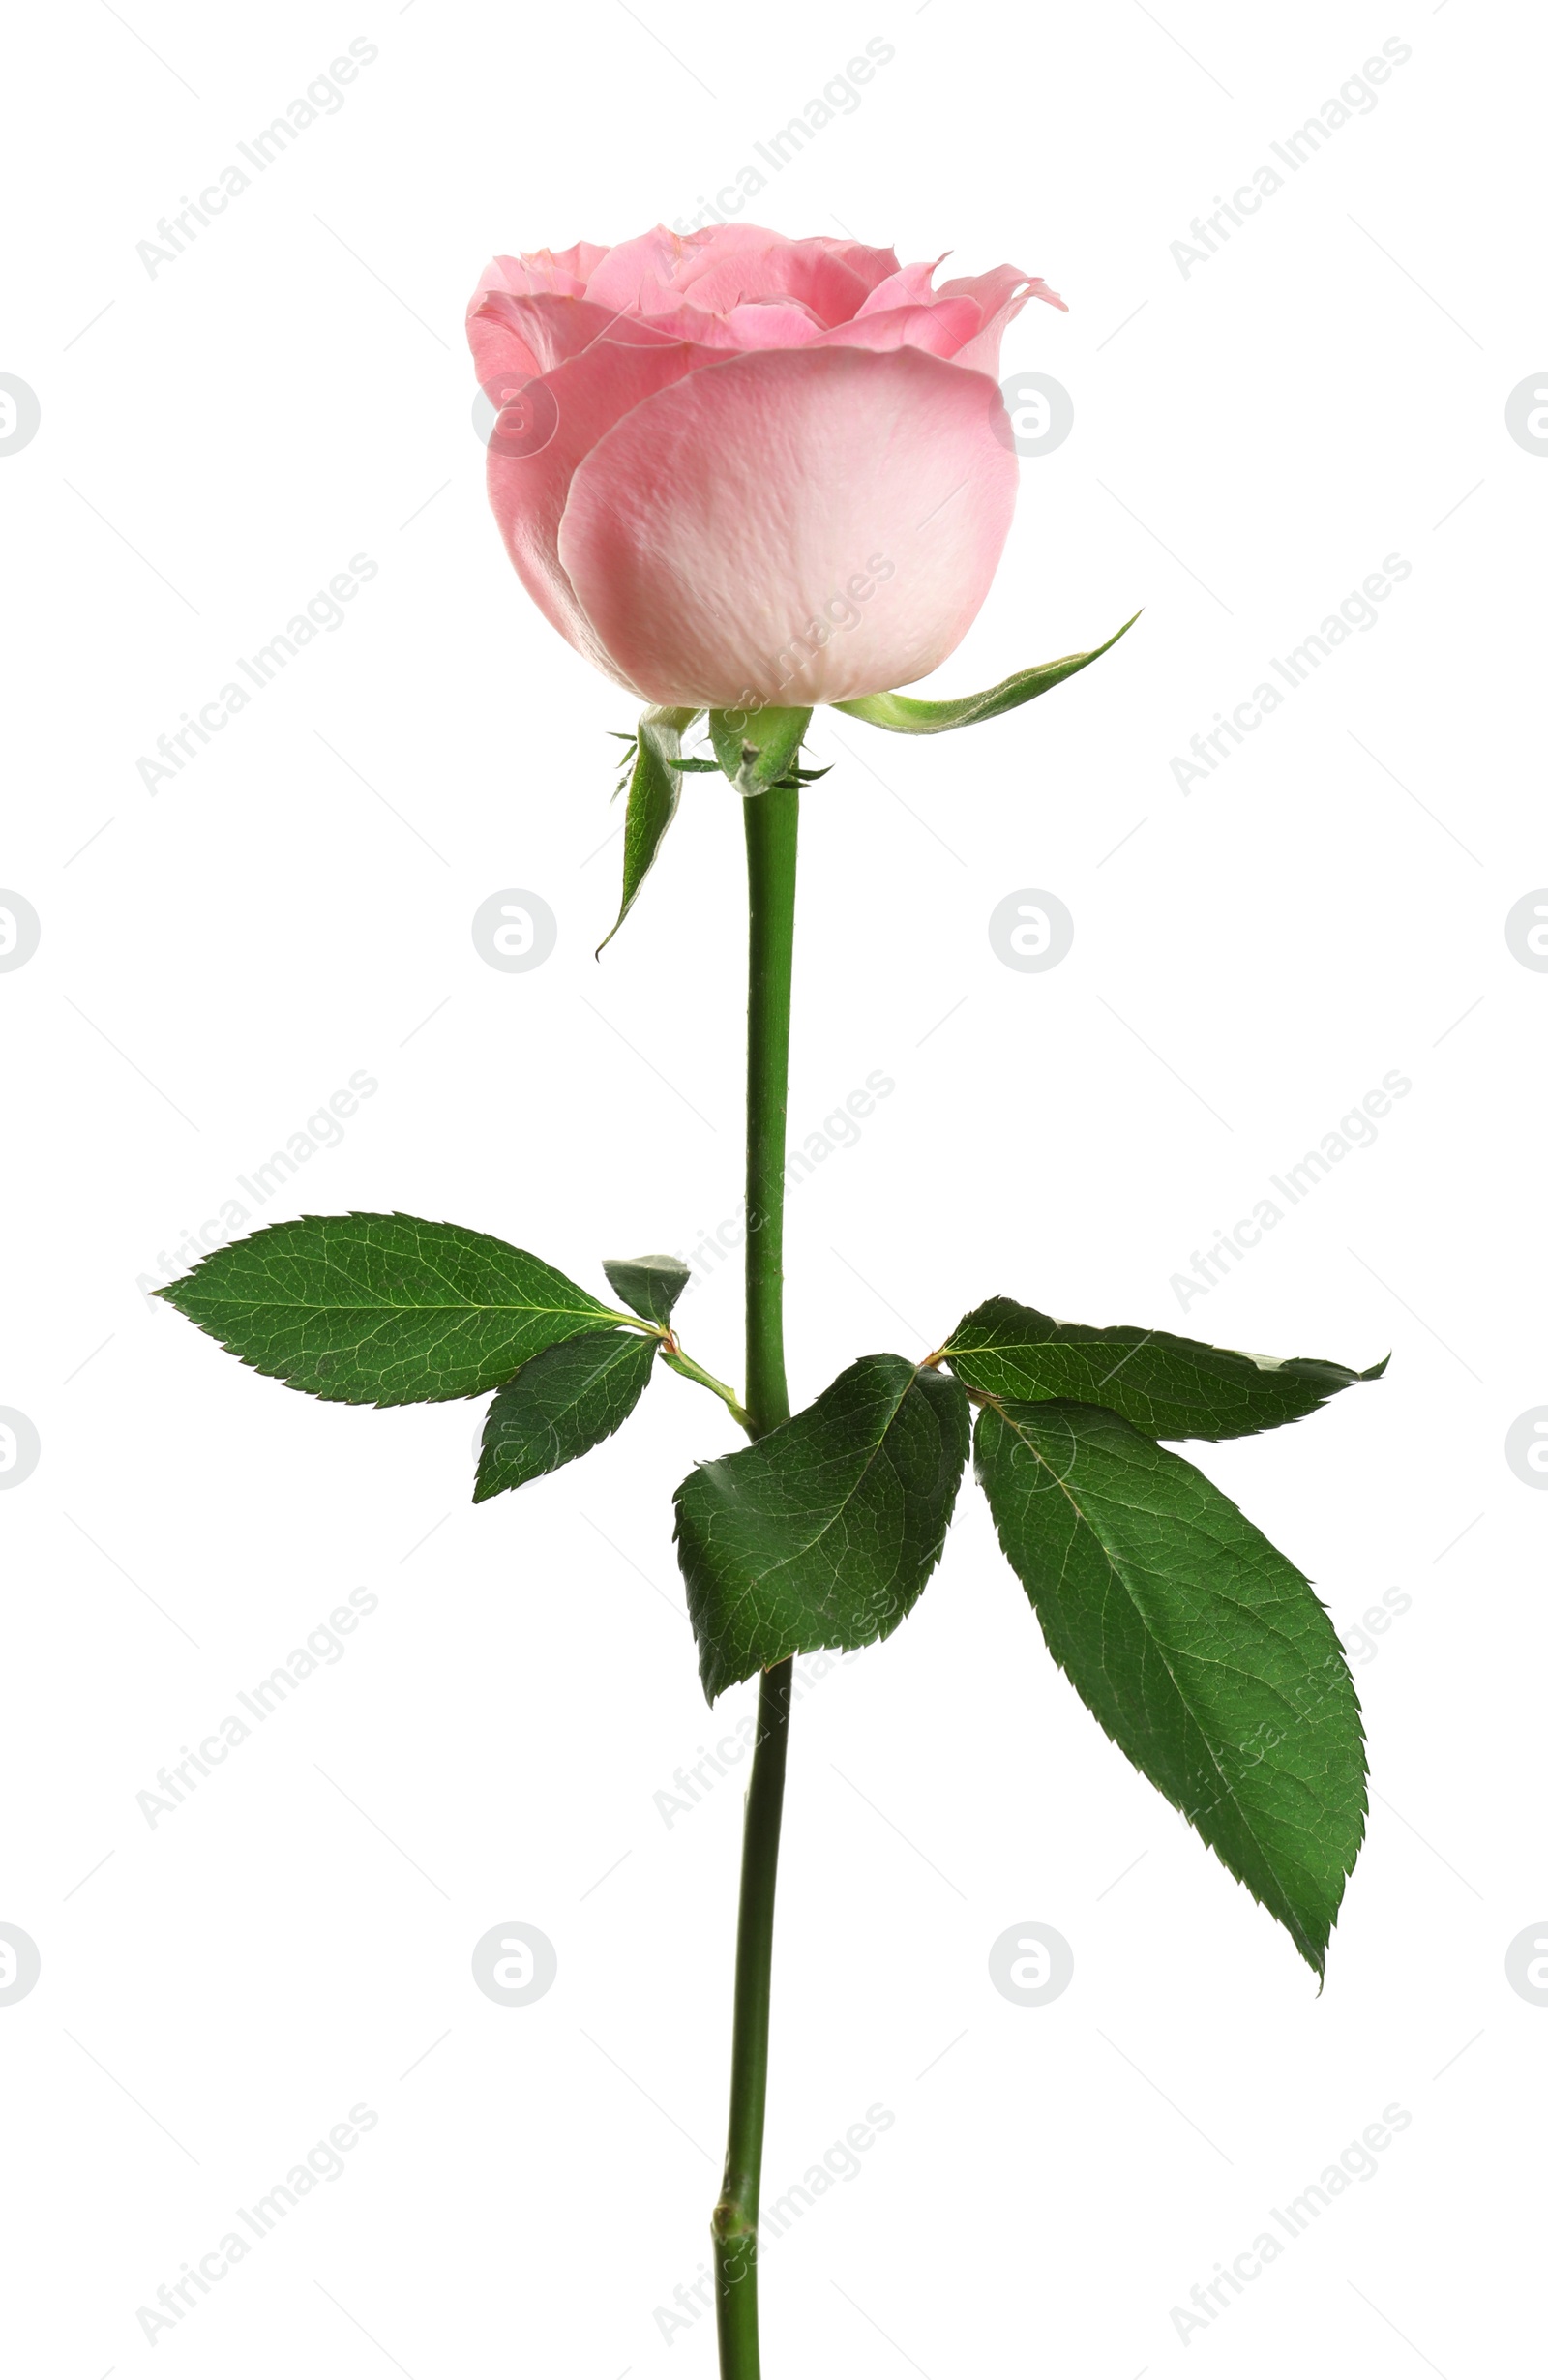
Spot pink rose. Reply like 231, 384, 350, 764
467, 225, 1064, 709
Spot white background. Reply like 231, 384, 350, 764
4, 2, 1542, 2372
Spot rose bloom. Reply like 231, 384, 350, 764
467, 225, 1063, 710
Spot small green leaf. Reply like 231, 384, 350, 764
603, 1251, 692, 1326
707, 705, 813, 793
831, 613, 1138, 734
597, 706, 700, 956
944, 1295, 1384, 1443
157, 1213, 622, 1407
674, 1354, 970, 1700
974, 1398, 1365, 1974
474, 1329, 658, 1502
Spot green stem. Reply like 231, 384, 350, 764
741, 783, 798, 1442
713, 1659, 791, 2374
712, 782, 800, 2379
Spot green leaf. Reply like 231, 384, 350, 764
674, 1354, 970, 1700
944, 1295, 1385, 1443
831, 613, 1138, 734
707, 705, 813, 793
596, 706, 700, 956
474, 1328, 658, 1502
603, 1251, 691, 1326
157, 1213, 623, 1407
974, 1398, 1365, 1974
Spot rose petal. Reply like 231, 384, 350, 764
477, 246, 609, 298
485, 338, 722, 682
853, 256, 951, 316
670, 223, 900, 302
804, 235, 902, 295
939, 266, 1067, 375
670, 236, 878, 326
814, 297, 982, 358
468, 291, 601, 393
468, 288, 704, 399
582, 227, 701, 314
555, 345, 1019, 706
718, 300, 829, 348
936, 262, 1065, 313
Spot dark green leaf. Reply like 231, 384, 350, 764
474, 1328, 658, 1502
603, 1251, 691, 1326
707, 705, 813, 792
945, 1295, 1385, 1443
157, 1213, 622, 1407
974, 1398, 1365, 1974
674, 1355, 970, 1700
831, 613, 1138, 734
596, 706, 700, 956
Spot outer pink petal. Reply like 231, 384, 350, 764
939, 266, 1067, 376
468, 297, 542, 393
468, 288, 713, 399
937, 263, 1067, 313
852, 259, 1067, 373
485, 339, 722, 684
527, 241, 610, 286
478, 248, 605, 299
854, 257, 950, 316
805, 236, 901, 295
555, 345, 1019, 707
814, 297, 981, 358
468, 291, 604, 393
